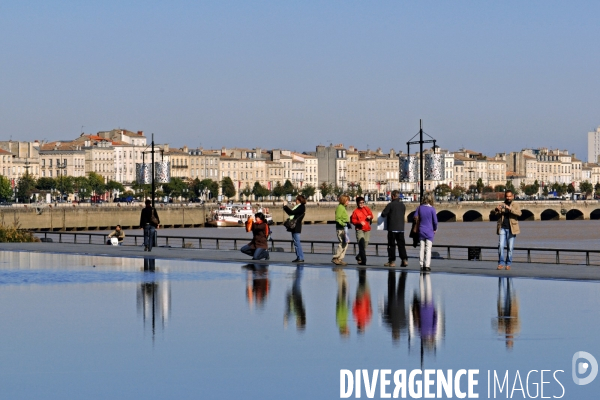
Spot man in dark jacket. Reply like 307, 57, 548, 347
381, 190, 408, 267
140, 200, 160, 252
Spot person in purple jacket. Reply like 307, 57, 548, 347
414, 192, 438, 271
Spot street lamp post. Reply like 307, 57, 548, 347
405, 119, 439, 202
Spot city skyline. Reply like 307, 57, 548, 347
1, 2, 599, 160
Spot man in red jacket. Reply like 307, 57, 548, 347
351, 197, 373, 265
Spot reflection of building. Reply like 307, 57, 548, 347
409, 273, 445, 363
137, 258, 171, 337
493, 278, 520, 349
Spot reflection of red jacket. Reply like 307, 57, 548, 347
352, 292, 372, 331
351, 206, 374, 232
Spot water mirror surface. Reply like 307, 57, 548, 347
0, 251, 598, 399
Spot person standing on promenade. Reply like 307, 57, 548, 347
414, 192, 438, 271
350, 196, 373, 265
333, 195, 350, 266
283, 195, 306, 263
139, 200, 160, 252
381, 190, 408, 268
493, 190, 521, 270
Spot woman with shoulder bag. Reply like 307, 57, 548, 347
283, 195, 306, 263
414, 193, 438, 271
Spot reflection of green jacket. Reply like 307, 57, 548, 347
335, 204, 349, 230
337, 300, 349, 333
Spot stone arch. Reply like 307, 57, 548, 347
540, 209, 560, 221
519, 209, 535, 221
566, 209, 584, 220
437, 210, 457, 222
590, 209, 600, 220
463, 210, 483, 222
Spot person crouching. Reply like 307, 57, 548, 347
240, 212, 270, 261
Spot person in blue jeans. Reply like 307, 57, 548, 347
139, 200, 160, 252
283, 195, 306, 263
240, 213, 270, 261
493, 190, 521, 270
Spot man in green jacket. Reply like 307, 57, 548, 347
333, 195, 350, 265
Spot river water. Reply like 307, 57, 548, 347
0, 252, 599, 399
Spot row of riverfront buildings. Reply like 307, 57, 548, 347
1, 127, 600, 199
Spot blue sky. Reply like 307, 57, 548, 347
1, 1, 599, 159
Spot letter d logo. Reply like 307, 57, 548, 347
572, 351, 598, 385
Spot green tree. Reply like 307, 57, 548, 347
595, 183, 600, 196
36, 177, 57, 192
162, 177, 187, 199
74, 177, 92, 200
533, 180, 540, 193
221, 177, 236, 199
567, 183, 576, 194
16, 173, 36, 203
476, 178, 484, 193
0, 176, 12, 200
332, 185, 344, 197
436, 184, 452, 197
523, 185, 538, 196
192, 178, 218, 199
282, 180, 295, 196
542, 185, 549, 196
580, 181, 593, 195
319, 182, 333, 199
87, 172, 106, 196
494, 184, 506, 192
300, 184, 316, 200
271, 182, 285, 199
505, 180, 516, 194
482, 185, 494, 193
107, 180, 125, 196
240, 184, 253, 199
252, 181, 270, 200
356, 183, 363, 196
451, 186, 466, 198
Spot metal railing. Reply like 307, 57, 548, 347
36, 232, 600, 266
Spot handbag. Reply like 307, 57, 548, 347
150, 208, 159, 225
409, 207, 420, 239
283, 213, 304, 231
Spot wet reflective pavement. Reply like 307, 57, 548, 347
0, 252, 599, 399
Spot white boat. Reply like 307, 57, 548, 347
206, 203, 273, 227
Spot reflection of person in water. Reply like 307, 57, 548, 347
352, 269, 372, 334
284, 266, 306, 330
243, 264, 269, 310
494, 277, 520, 349
383, 271, 408, 342
335, 268, 350, 337
410, 272, 444, 355
137, 257, 170, 338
